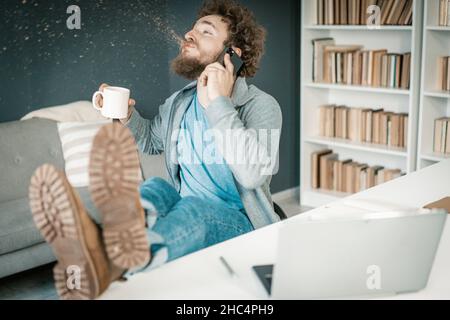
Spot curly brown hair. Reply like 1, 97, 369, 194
197, 0, 266, 78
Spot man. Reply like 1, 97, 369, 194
29, 0, 282, 299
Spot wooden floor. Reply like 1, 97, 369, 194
0, 196, 310, 300
0, 263, 58, 300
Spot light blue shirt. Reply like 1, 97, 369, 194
177, 92, 244, 211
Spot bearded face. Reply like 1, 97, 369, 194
171, 15, 229, 80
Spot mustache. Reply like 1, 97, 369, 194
181, 40, 197, 48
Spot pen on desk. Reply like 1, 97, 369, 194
219, 256, 239, 278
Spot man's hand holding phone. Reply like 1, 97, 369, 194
197, 53, 236, 108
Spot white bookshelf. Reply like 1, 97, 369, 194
417, 0, 450, 170
300, 0, 424, 208
304, 82, 411, 94
305, 25, 413, 31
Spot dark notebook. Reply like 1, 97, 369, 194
252, 264, 274, 294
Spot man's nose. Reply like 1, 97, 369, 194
184, 30, 195, 43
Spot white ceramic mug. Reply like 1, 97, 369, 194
92, 86, 130, 119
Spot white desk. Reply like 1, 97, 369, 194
100, 160, 450, 299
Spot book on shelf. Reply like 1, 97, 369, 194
323, 44, 363, 83
320, 152, 339, 190
439, 0, 450, 26
311, 149, 333, 188
367, 165, 384, 187
311, 149, 404, 194
398, 0, 413, 25
313, 38, 411, 89
316, 0, 413, 26
400, 52, 411, 89
437, 56, 450, 92
312, 38, 336, 82
318, 104, 408, 147
377, 168, 402, 184
434, 117, 450, 154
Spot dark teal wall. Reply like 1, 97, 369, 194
0, 0, 170, 121
0, 0, 300, 193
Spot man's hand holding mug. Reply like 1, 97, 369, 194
92, 83, 136, 124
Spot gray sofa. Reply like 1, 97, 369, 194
0, 118, 167, 278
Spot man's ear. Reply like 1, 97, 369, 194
232, 46, 242, 57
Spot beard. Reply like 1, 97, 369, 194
170, 53, 208, 80
170, 45, 220, 80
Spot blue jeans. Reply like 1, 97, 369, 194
129, 177, 254, 274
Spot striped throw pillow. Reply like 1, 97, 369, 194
57, 121, 111, 187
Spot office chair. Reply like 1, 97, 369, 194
273, 201, 288, 220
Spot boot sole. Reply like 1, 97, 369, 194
29, 164, 100, 300
89, 123, 150, 270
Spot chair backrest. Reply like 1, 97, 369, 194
273, 201, 288, 220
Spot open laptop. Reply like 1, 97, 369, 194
253, 208, 447, 299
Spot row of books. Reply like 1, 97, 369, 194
318, 104, 408, 147
316, 0, 413, 25
311, 149, 404, 193
437, 56, 450, 92
439, 0, 450, 26
312, 38, 411, 89
434, 117, 450, 154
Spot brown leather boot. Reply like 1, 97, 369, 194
89, 122, 150, 270
29, 164, 113, 299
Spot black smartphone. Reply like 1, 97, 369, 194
218, 47, 244, 77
